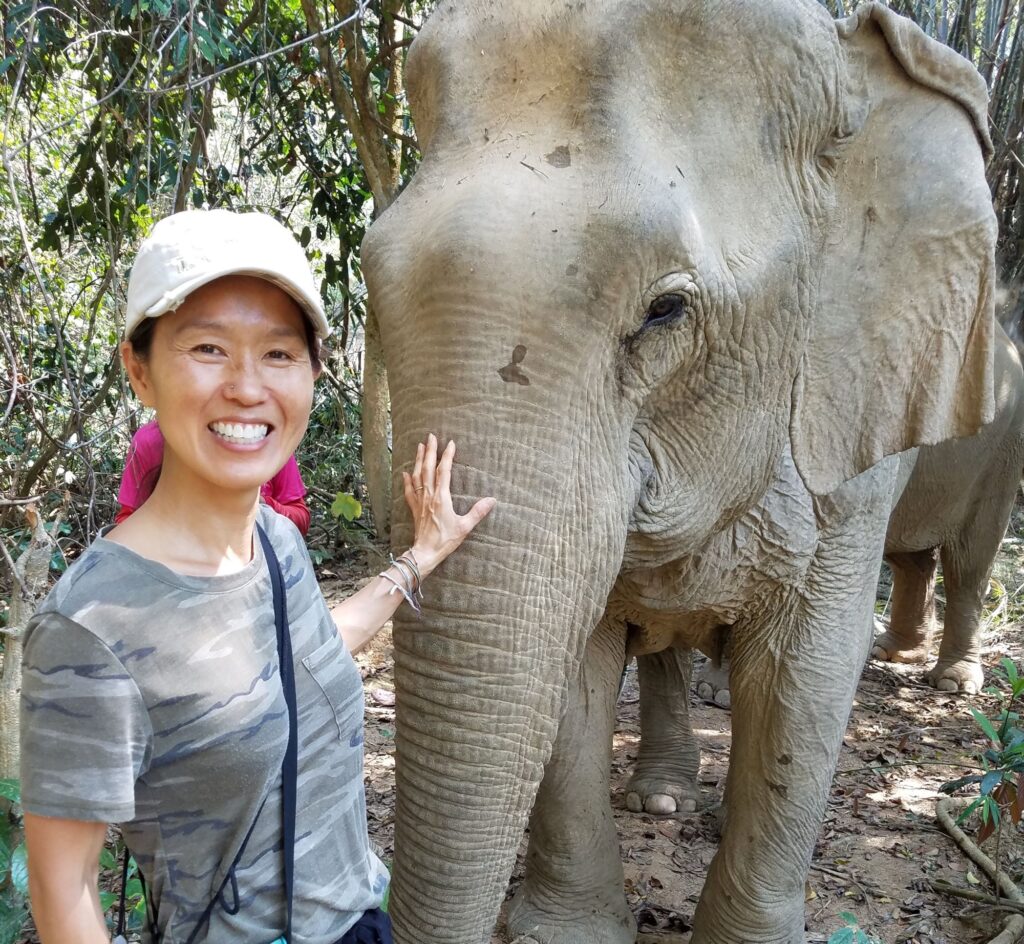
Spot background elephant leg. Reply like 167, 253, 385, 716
695, 650, 732, 708
871, 548, 939, 664
506, 619, 635, 944
627, 647, 700, 815
928, 538, 1002, 694
927, 464, 1021, 693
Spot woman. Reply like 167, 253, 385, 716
20, 209, 494, 943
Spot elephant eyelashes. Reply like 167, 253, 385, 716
643, 294, 687, 328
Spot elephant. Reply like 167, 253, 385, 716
627, 322, 1024, 815
871, 327, 1024, 692
361, 1, 998, 942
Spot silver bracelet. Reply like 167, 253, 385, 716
379, 570, 422, 615
395, 551, 423, 600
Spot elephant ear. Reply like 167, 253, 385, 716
790, 1, 997, 497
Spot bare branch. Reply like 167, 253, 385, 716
0, 326, 18, 424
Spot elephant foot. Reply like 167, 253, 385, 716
926, 657, 984, 694
507, 881, 635, 944
870, 630, 932, 665
625, 768, 699, 815
695, 661, 731, 708
690, 877, 802, 944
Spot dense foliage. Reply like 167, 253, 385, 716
1, 0, 423, 572
1, 0, 1021, 575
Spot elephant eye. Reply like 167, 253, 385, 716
644, 294, 687, 327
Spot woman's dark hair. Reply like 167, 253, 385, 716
126, 305, 323, 371
126, 316, 159, 361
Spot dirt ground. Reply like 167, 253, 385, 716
332, 508, 1024, 944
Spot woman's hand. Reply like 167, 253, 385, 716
403, 434, 495, 578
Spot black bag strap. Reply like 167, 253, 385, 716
118, 523, 298, 943
258, 522, 299, 942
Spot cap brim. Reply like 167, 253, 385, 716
141, 264, 331, 339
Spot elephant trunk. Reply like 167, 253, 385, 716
386, 407, 626, 943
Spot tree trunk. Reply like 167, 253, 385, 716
0, 507, 57, 780
362, 304, 391, 537
298, 0, 402, 539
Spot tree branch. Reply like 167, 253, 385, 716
174, 78, 217, 212
298, 0, 395, 208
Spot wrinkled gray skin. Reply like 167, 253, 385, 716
628, 325, 1024, 816
361, 1, 997, 941
873, 328, 1024, 692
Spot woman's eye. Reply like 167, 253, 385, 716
194, 343, 222, 355
267, 349, 296, 361
643, 294, 687, 327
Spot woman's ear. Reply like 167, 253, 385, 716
121, 341, 156, 408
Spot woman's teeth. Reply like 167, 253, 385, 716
210, 422, 269, 444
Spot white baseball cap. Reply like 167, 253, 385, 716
124, 209, 330, 340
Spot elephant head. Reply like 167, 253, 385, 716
361, 1, 995, 940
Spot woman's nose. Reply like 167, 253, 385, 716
224, 361, 266, 403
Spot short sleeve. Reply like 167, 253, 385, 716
265, 455, 306, 504
20, 613, 152, 822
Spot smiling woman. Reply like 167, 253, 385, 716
17, 210, 495, 944
116, 274, 318, 566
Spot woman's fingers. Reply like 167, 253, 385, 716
404, 435, 495, 574
461, 496, 496, 532
402, 470, 416, 512
437, 440, 455, 495
411, 441, 424, 489
422, 433, 438, 495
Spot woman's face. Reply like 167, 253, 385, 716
123, 274, 318, 503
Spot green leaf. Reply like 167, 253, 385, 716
0, 898, 28, 944
956, 796, 984, 824
194, 28, 219, 64
1002, 658, 1020, 684
98, 890, 116, 911
0, 781, 21, 805
981, 769, 1003, 795
839, 912, 857, 924
828, 928, 855, 944
982, 795, 1002, 825
330, 492, 362, 522
971, 707, 1000, 744
99, 847, 117, 870
9, 845, 28, 896
940, 774, 983, 794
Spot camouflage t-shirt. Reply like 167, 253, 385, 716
20, 507, 388, 943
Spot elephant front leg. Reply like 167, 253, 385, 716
507, 618, 635, 944
626, 647, 700, 815
691, 501, 889, 942
692, 619, 870, 941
